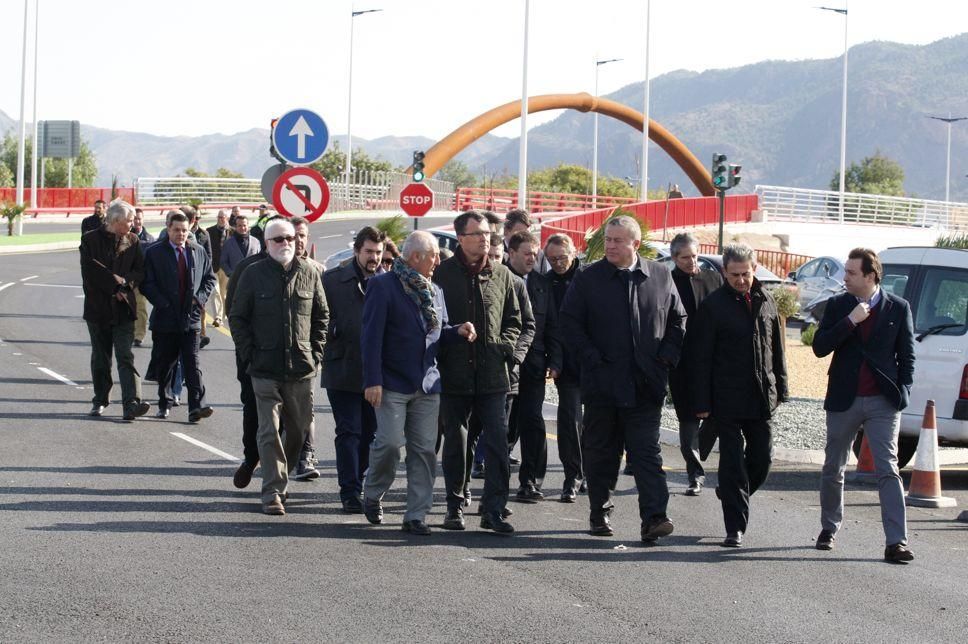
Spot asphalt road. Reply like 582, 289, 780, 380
1, 234, 967, 643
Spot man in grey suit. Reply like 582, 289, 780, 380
220, 215, 261, 278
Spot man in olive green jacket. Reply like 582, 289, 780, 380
433, 210, 522, 534
229, 219, 329, 516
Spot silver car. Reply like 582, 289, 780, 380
787, 256, 845, 316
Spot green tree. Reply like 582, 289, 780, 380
583, 207, 655, 262
1, 132, 97, 188
0, 158, 12, 187
182, 167, 245, 178
830, 151, 905, 196
484, 164, 637, 198
310, 142, 394, 181
437, 160, 477, 189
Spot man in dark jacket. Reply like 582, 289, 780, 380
229, 218, 328, 515
79, 200, 150, 421
544, 233, 585, 501
812, 248, 916, 563
220, 215, 262, 278
80, 199, 106, 235
667, 233, 723, 496
322, 226, 386, 513
506, 230, 562, 502
141, 211, 217, 422
560, 215, 685, 543
692, 243, 788, 548
206, 209, 232, 326
433, 210, 522, 534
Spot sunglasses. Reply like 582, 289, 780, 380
381, 258, 394, 266
269, 235, 295, 244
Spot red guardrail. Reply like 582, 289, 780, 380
455, 186, 636, 214
540, 194, 760, 249
0, 187, 136, 217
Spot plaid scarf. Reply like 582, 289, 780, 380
393, 257, 438, 332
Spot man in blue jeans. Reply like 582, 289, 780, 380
322, 227, 386, 513
360, 231, 476, 534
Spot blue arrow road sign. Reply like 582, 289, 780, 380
272, 109, 329, 166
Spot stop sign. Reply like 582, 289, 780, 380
400, 182, 434, 217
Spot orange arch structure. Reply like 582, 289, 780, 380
423, 92, 715, 197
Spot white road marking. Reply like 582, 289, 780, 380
317, 234, 342, 239
170, 432, 240, 462
20, 275, 39, 282
0, 283, 14, 293
37, 367, 79, 387
12, 353, 22, 356
24, 283, 82, 288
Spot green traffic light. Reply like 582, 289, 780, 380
413, 171, 425, 182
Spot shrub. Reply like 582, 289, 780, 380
800, 323, 818, 346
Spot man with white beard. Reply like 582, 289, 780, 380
229, 218, 329, 515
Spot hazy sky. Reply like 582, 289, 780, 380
1, 0, 966, 141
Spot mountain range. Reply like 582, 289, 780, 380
2, 33, 967, 201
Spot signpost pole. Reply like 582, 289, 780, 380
717, 189, 725, 253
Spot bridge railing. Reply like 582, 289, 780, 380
455, 187, 637, 214
755, 184, 968, 230
2, 187, 136, 216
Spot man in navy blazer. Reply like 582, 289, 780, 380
141, 211, 217, 422
812, 247, 916, 563
359, 231, 476, 534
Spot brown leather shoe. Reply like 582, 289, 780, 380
884, 543, 914, 563
262, 494, 285, 516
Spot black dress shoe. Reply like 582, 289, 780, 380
884, 543, 914, 563
721, 531, 743, 548
233, 462, 255, 489
123, 400, 151, 421
199, 335, 211, 349
188, 406, 214, 423
463, 487, 472, 507
476, 504, 512, 518
684, 481, 703, 497
515, 485, 544, 503
155, 407, 170, 419
341, 496, 364, 514
442, 507, 465, 531
401, 519, 432, 535
480, 512, 515, 534
816, 529, 835, 551
589, 515, 614, 536
364, 498, 384, 524
89, 404, 107, 417
641, 515, 675, 543
560, 487, 577, 503
508, 454, 520, 466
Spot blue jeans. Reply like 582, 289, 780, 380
327, 389, 377, 502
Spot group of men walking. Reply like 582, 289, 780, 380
80, 201, 917, 562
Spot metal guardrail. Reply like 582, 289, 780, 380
755, 184, 968, 231
135, 172, 456, 213
455, 186, 637, 214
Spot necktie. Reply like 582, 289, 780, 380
744, 291, 752, 313
177, 247, 188, 305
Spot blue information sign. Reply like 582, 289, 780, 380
272, 109, 329, 166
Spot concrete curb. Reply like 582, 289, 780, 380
0, 241, 78, 255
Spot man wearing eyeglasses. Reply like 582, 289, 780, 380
433, 210, 522, 534
229, 218, 328, 515
322, 226, 387, 514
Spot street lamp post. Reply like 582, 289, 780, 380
29, 0, 40, 220
592, 57, 622, 208
819, 4, 848, 224
15, 0, 29, 211
345, 7, 381, 208
640, 0, 651, 202
518, 0, 531, 210
927, 113, 968, 204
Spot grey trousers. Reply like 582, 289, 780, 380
364, 389, 439, 522
820, 394, 907, 545
252, 376, 315, 504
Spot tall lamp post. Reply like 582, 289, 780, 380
29, 0, 40, 219
345, 7, 381, 206
819, 4, 848, 224
927, 113, 968, 204
592, 57, 622, 208
518, 0, 531, 210
640, 0, 651, 202
15, 0, 29, 211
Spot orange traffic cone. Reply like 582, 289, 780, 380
846, 433, 877, 483
905, 400, 957, 508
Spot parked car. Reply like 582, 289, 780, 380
787, 256, 846, 316
323, 229, 459, 270
868, 246, 968, 466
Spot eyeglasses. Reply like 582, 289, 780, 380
269, 235, 295, 244
546, 255, 572, 265
458, 231, 487, 239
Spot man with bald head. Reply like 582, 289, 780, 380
359, 231, 477, 533
229, 218, 329, 515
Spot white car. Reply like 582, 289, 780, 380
878, 246, 968, 466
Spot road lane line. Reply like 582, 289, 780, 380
24, 283, 82, 288
170, 432, 240, 462
20, 275, 39, 282
0, 283, 14, 293
37, 367, 79, 387
317, 234, 342, 239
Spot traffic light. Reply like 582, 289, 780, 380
728, 163, 742, 189
711, 153, 728, 190
412, 151, 426, 182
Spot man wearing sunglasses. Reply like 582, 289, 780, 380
322, 226, 387, 514
229, 218, 328, 516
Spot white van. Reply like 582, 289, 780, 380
878, 246, 968, 466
